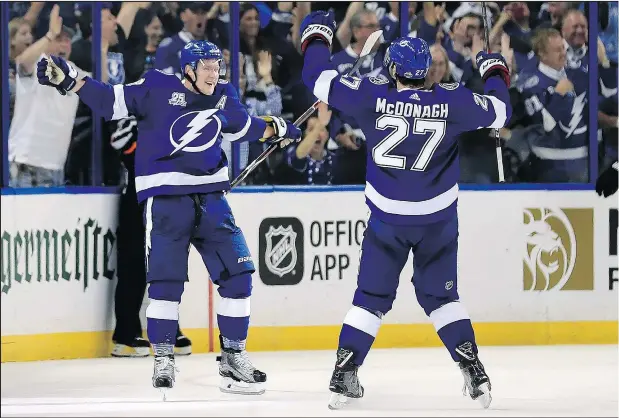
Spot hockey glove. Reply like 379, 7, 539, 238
595, 161, 618, 197
300, 10, 337, 53
260, 116, 302, 148
37, 55, 78, 96
476, 52, 511, 88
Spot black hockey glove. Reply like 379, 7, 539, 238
476, 51, 511, 88
595, 161, 618, 197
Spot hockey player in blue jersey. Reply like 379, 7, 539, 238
36, 40, 301, 397
300, 11, 512, 410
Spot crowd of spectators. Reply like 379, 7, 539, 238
4, 1, 618, 187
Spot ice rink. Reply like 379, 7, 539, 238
1, 345, 617, 417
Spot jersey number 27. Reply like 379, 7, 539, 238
372, 115, 446, 171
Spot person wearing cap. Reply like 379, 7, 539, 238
7, 5, 85, 187
155, 2, 210, 78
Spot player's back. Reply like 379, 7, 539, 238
351, 80, 507, 225
301, 40, 511, 226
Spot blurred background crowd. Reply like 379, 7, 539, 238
5, 1, 618, 188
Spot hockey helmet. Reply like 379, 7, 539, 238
383, 37, 432, 81
180, 40, 226, 78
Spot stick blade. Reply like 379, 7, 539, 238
360, 30, 383, 57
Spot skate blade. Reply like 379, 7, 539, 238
174, 346, 192, 356
158, 387, 170, 402
477, 383, 492, 409
328, 392, 356, 410
111, 344, 150, 358
219, 377, 265, 395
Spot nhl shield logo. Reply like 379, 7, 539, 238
265, 226, 297, 277
259, 217, 304, 285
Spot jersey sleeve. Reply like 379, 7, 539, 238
219, 98, 268, 142
154, 38, 176, 75
302, 42, 385, 115
450, 77, 512, 131
218, 79, 240, 99
76, 70, 154, 121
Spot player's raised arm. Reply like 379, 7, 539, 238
455, 52, 513, 131
299, 10, 375, 114
36, 55, 150, 121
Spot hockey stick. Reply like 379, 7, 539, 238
229, 30, 384, 189
481, 2, 506, 183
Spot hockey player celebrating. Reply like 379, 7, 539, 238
36, 40, 301, 397
299, 11, 512, 410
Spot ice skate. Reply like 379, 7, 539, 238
328, 348, 364, 410
152, 345, 176, 401
455, 341, 492, 408
217, 340, 266, 395
111, 336, 151, 357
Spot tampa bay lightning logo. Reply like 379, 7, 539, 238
169, 110, 222, 155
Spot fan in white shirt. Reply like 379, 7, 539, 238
8, 5, 88, 187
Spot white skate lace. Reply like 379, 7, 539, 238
231, 351, 255, 374
155, 357, 178, 378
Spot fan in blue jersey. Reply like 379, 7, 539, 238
36, 40, 301, 397
300, 11, 512, 410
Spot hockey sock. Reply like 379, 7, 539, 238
146, 282, 183, 347
338, 305, 382, 366
437, 319, 478, 362
217, 296, 250, 342
146, 304, 178, 346
428, 301, 478, 362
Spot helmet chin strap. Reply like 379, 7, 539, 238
184, 59, 208, 95
184, 72, 207, 96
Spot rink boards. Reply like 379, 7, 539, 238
1, 188, 617, 362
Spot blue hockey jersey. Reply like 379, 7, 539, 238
517, 63, 589, 161
76, 70, 267, 202
155, 31, 194, 78
329, 45, 387, 139
302, 42, 512, 225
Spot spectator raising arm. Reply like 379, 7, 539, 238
116, 2, 151, 42
15, 4, 62, 75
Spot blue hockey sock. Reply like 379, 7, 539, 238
437, 320, 478, 362
217, 296, 250, 342
145, 299, 180, 346
338, 305, 382, 366
429, 301, 477, 362
147, 318, 178, 346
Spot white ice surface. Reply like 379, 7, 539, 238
1, 345, 617, 417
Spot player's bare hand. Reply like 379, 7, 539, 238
336, 132, 359, 151
555, 78, 574, 95
316, 102, 332, 127
48, 4, 62, 38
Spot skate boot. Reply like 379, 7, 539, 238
111, 336, 151, 357
455, 341, 492, 408
152, 345, 176, 401
328, 347, 364, 410
175, 330, 192, 356
217, 337, 266, 395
